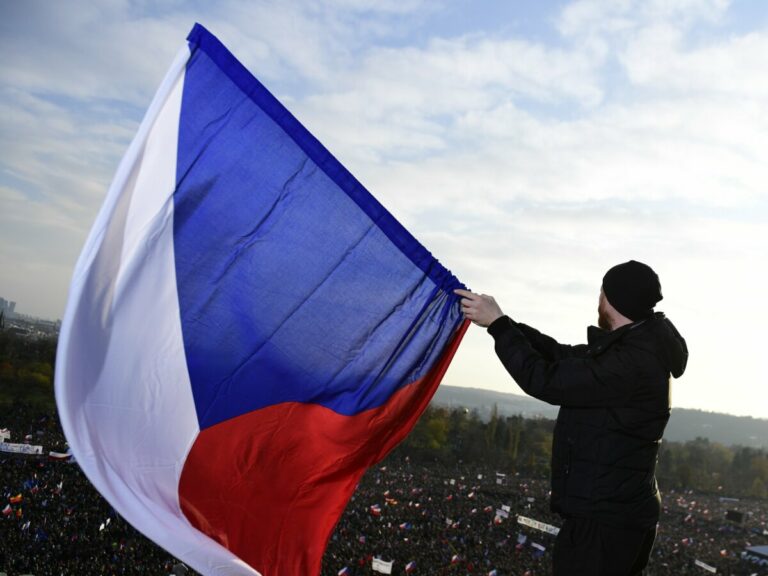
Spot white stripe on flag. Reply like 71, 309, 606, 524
55, 43, 259, 576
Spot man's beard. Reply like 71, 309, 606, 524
598, 304, 612, 331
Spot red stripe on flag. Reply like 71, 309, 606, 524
179, 320, 468, 575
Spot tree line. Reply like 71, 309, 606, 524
0, 329, 57, 408
394, 404, 768, 499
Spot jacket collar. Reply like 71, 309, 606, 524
587, 317, 649, 354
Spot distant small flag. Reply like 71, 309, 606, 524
358, 535, 366, 544
99, 522, 105, 531
370, 504, 382, 517
2, 504, 11, 516
488, 570, 498, 576
338, 567, 350, 576
9, 494, 23, 504
399, 522, 411, 530
48, 450, 74, 462
450, 554, 460, 565
484, 505, 493, 513
405, 561, 416, 573
694, 559, 717, 573
517, 533, 527, 545
372, 557, 394, 574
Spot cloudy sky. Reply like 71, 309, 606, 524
1, 0, 766, 419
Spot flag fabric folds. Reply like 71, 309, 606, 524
55, 23, 467, 576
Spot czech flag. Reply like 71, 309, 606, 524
55, 23, 467, 576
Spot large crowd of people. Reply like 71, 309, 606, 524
1, 404, 766, 575
321, 461, 768, 575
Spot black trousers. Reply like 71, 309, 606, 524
553, 517, 656, 576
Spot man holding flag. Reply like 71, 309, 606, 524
456, 260, 688, 575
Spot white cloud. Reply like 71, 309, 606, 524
623, 28, 768, 99
0, 2, 187, 105
292, 32, 605, 170
0, 89, 134, 217
558, 0, 731, 38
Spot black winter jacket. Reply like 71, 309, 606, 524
487, 312, 688, 529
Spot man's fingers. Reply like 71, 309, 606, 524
453, 288, 476, 299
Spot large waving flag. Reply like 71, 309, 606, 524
56, 23, 467, 576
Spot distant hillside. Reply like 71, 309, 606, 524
433, 385, 768, 449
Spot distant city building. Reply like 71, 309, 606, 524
0, 297, 17, 319
0, 297, 61, 337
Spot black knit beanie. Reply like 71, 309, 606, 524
602, 260, 663, 321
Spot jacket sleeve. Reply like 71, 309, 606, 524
487, 316, 634, 407
514, 322, 588, 360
